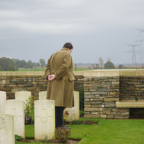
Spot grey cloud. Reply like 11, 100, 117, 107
0, 0, 144, 64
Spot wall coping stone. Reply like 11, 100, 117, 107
116, 101, 144, 108
0, 71, 84, 76
84, 69, 144, 77
1, 69, 144, 76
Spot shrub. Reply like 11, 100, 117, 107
71, 120, 83, 125
55, 127, 71, 142
15, 135, 22, 142
83, 120, 93, 125
24, 96, 34, 124
64, 119, 98, 125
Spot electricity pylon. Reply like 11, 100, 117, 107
124, 44, 140, 64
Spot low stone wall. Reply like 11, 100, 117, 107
1, 70, 144, 119
84, 70, 144, 119
0, 72, 84, 99
84, 76, 129, 119
120, 76, 144, 101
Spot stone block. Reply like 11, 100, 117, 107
104, 98, 119, 102
15, 91, 31, 107
114, 115, 129, 119
84, 114, 100, 118
35, 100, 55, 140
106, 115, 114, 119
112, 82, 119, 85
0, 114, 15, 144
84, 112, 90, 115
105, 102, 116, 108
112, 108, 129, 112
39, 91, 47, 100
102, 108, 112, 111
101, 115, 106, 118
64, 91, 79, 121
90, 101, 102, 105
85, 92, 91, 94
85, 99, 90, 102
135, 85, 144, 87
91, 112, 98, 115
91, 105, 99, 108
0, 91, 6, 113
84, 95, 95, 99
84, 107, 101, 112
110, 92, 119, 95
4, 100, 25, 138
116, 101, 144, 108
92, 92, 108, 95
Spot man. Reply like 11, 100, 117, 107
44, 42, 74, 128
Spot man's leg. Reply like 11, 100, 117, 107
55, 106, 65, 128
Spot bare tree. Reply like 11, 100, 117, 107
98, 57, 104, 68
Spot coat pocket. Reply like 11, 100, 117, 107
69, 77, 75, 81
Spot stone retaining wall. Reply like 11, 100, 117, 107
120, 76, 144, 101
83, 70, 144, 119
84, 76, 129, 119
0, 72, 84, 100
1, 70, 144, 119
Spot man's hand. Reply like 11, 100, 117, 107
48, 74, 55, 81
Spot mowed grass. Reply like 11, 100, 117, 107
16, 118, 144, 144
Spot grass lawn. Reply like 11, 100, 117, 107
16, 118, 144, 144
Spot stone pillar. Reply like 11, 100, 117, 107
39, 91, 47, 100
0, 114, 15, 144
35, 100, 55, 140
15, 91, 31, 106
64, 91, 79, 121
0, 91, 6, 113
4, 100, 25, 139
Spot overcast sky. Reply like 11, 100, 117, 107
0, 0, 144, 65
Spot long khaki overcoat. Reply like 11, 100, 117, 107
44, 47, 74, 108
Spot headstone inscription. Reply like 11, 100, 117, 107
0, 114, 15, 144
35, 100, 55, 140
4, 100, 25, 139
0, 91, 6, 113
39, 91, 47, 100
64, 91, 80, 121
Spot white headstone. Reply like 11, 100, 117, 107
15, 91, 31, 107
64, 91, 79, 121
0, 91, 6, 113
39, 91, 47, 100
35, 100, 55, 140
0, 114, 15, 144
4, 100, 25, 139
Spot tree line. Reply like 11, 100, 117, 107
0, 57, 46, 71
96, 57, 123, 69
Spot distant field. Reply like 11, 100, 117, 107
18, 67, 91, 71
18, 67, 45, 71
18, 67, 92, 72
1, 68, 144, 72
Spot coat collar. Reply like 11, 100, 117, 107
61, 47, 69, 51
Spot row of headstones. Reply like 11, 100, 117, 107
0, 91, 79, 144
